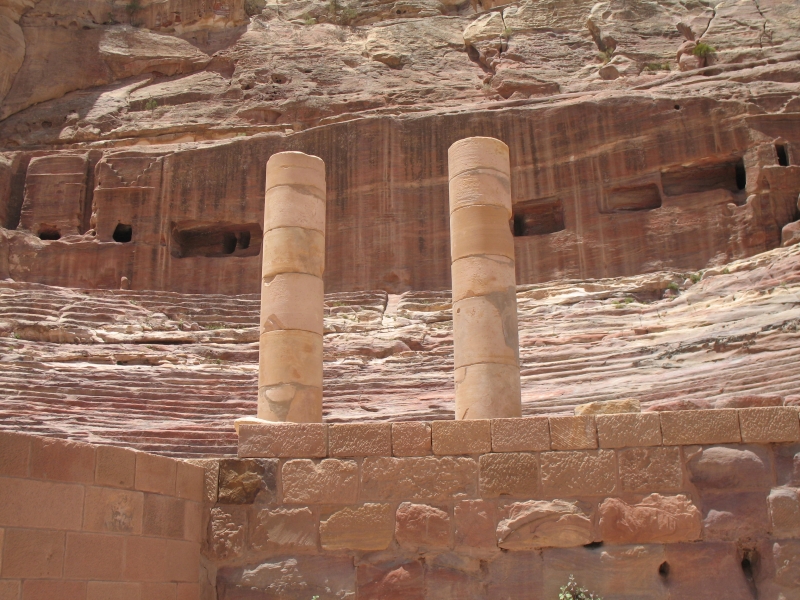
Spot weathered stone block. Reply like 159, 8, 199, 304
283, 459, 358, 504
619, 446, 683, 492
739, 407, 800, 443
596, 412, 662, 448
207, 506, 246, 561
686, 445, 771, 490
540, 450, 616, 496
775, 443, 800, 487
357, 558, 424, 600
769, 487, 800, 537
217, 458, 278, 505
143, 493, 185, 539
63, 531, 125, 581
479, 452, 538, 498
425, 561, 486, 600
701, 491, 769, 541
361, 456, 477, 502
250, 506, 318, 553
0, 477, 84, 530
176, 461, 205, 502
135, 452, 176, 496
395, 502, 451, 552
20, 581, 86, 600
392, 422, 432, 457
329, 423, 391, 457
450, 204, 515, 261
320, 503, 394, 551
83, 486, 143, 534
184, 500, 202, 543
575, 398, 640, 415
663, 543, 753, 598
94, 445, 136, 489
0, 431, 30, 477
660, 409, 741, 445
497, 499, 594, 549
598, 494, 701, 544
1, 528, 65, 578
431, 420, 491, 455
487, 551, 544, 600
454, 499, 498, 555
491, 416, 550, 452
548, 416, 597, 450
238, 422, 327, 458
30, 436, 95, 484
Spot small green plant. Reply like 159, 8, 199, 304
722, 267, 730, 274
125, 0, 141, 16
598, 48, 614, 64
340, 7, 358, 23
303, 16, 316, 25
692, 42, 716, 58
643, 62, 671, 71
559, 574, 603, 600
667, 281, 680, 292
689, 272, 701, 283
502, 26, 512, 38
145, 97, 158, 112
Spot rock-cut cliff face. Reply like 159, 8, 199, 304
1, 0, 800, 294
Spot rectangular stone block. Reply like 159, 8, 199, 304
175, 461, 205, 502
660, 409, 741, 445
320, 503, 394, 551
165, 539, 200, 583
361, 456, 477, 502
64, 531, 125, 580
238, 422, 327, 458
82, 486, 144, 534
94, 445, 136, 489
541, 450, 617, 496
282, 459, 358, 504
183, 459, 219, 504
30, 436, 95, 483
491, 417, 550, 452
329, 423, 391, 457
454, 499, 498, 554
123, 536, 168, 582
0, 581, 20, 600
143, 493, 186, 539
479, 452, 538, 498
596, 413, 662, 448
392, 422, 432, 457
548, 416, 597, 450
1, 528, 65, 579
619, 446, 683, 492
20, 580, 86, 600
135, 452, 177, 496
431, 420, 491, 455
739, 407, 800, 443
142, 583, 177, 600
184, 500, 203, 543
0, 432, 30, 478
177, 583, 200, 600
87, 582, 141, 600
0, 477, 84, 530
249, 506, 318, 554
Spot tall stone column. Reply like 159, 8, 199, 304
258, 151, 326, 422
448, 137, 522, 420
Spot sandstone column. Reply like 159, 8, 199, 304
448, 137, 521, 419
258, 151, 326, 422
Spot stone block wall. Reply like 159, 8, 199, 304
0, 431, 204, 600
209, 408, 800, 599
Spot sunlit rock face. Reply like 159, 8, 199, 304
1, 0, 799, 294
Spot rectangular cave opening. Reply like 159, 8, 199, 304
662, 158, 746, 196
776, 144, 789, 167
512, 197, 565, 236
37, 226, 61, 240
170, 222, 262, 258
599, 184, 662, 214
113, 223, 132, 243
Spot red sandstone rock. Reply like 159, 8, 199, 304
497, 499, 594, 549
598, 494, 701, 544
395, 502, 451, 552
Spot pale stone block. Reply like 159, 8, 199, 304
739, 407, 800, 443
619, 446, 683, 492
266, 151, 326, 194
82, 486, 144, 534
575, 398, 641, 415
175, 461, 205, 502
497, 499, 594, 549
452, 293, 519, 369
395, 502, 451, 551
598, 494, 701, 543
260, 272, 324, 336
258, 384, 323, 423
320, 503, 393, 551
448, 169, 512, 216
768, 487, 800, 537
258, 329, 323, 388
451, 254, 516, 303
361, 456, 477, 502
454, 499, 498, 555
261, 227, 325, 279
448, 136, 510, 180
455, 363, 521, 420
135, 452, 176, 496
282, 459, 358, 504
431, 419, 491, 455
250, 506, 318, 553
94, 445, 136, 489
142, 493, 185, 538
491, 416, 550, 452
660, 409, 741, 445
596, 412, 662, 448
391, 422, 432, 456
238, 422, 327, 458
540, 450, 617, 496
549, 415, 597, 450
479, 452, 538, 498
450, 204, 515, 261
328, 423, 391, 457
264, 185, 325, 233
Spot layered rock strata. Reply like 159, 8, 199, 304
448, 137, 521, 419
257, 152, 326, 422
